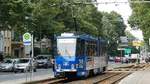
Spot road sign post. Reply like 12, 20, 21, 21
136, 46, 140, 64
31, 34, 34, 81
132, 40, 143, 64
117, 48, 124, 64
23, 32, 34, 81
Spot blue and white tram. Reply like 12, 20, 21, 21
54, 33, 108, 78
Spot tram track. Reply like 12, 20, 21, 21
24, 72, 132, 84
93, 72, 131, 84
64, 72, 129, 84
37, 78, 66, 84
24, 77, 67, 84
25, 64, 150, 84
108, 63, 150, 72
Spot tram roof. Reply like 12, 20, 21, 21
57, 33, 105, 41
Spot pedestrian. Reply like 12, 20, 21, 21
51, 58, 55, 71
145, 57, 149, 63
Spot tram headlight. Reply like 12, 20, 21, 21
71, 64, 75, 69
56, 64, 61, 69
76, 64, 78, 68
58, 64, 61, 69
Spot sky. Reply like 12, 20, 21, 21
97, 0, 143, 40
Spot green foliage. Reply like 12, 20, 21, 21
101, 11, 126, 55
126, 31, 135, 39
129, 0, 150, 43
0, 0, 126, 55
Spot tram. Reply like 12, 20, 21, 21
53, 33, 108, 78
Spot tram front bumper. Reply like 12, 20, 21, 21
56, 69, 77, 72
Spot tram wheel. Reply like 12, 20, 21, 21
93, 68, 99, 75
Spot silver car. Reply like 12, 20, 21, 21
14, 58, 37, 73
35, 55, 52, 68
0, 59, 18, 72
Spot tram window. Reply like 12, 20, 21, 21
101, 44, 106, 57
102, 48, 104, 56
100, 46, 102, 56
76, 39, 85, 56
86, 41, 96, 56
100, 45, 104, 56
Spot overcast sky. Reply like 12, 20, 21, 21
97, 0, 143, 40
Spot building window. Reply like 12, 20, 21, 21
4, 46, 6, 52
8, 47, 9, 54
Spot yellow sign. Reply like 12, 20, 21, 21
132, 41, 143, 46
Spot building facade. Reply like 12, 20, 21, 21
1, 31, 12, 57
11, 31, 25, 58
0, 32, 4, 61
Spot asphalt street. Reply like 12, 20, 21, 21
107, 61, 130, 70
0, 62, 129, 84
0, 68, 54, 83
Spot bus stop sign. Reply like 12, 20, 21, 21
23, 32, 31, 45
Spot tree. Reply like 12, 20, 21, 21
31, 0, 65, 40
54, 0, 101, 36
0, 0, 127, 55
129, 0, 150, 43
0, 0, 25, 31
101, 11, 126, 56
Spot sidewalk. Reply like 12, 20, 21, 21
119, 67, 150, 84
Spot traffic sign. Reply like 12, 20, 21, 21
132, 41, 143, 47
23, 32, 31, 45
124, 48, 131, 55
117, 48, 125, 50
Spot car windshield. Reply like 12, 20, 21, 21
18, 59, 29, 63
4, 59, 12, 63
37, 56, 47, 60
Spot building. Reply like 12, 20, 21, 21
0, 30, 52, 58
0, 32, 4, 61
34, 37, 51, 55
11, 31, 24, 58
11, 41, 24, 58
1, 31, 11, 57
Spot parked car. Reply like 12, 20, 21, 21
122, 57, 129, 63
115, 57, 121, 63
35, 55, 52, 68
14, 58, 37, 73
109, 56, 115, 62
0, 59, 18, 72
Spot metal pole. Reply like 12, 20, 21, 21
73, 17, 77, 32
136, 46, 139, 64
121, 50, 122, 64
31, 34, 34, 81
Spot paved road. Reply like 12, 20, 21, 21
0, 62, 131, 84
0, 68, 54, 84
0, 72, 14, 75
108, 61, 128, 69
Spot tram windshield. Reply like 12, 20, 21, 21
57, 38, 76, 57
